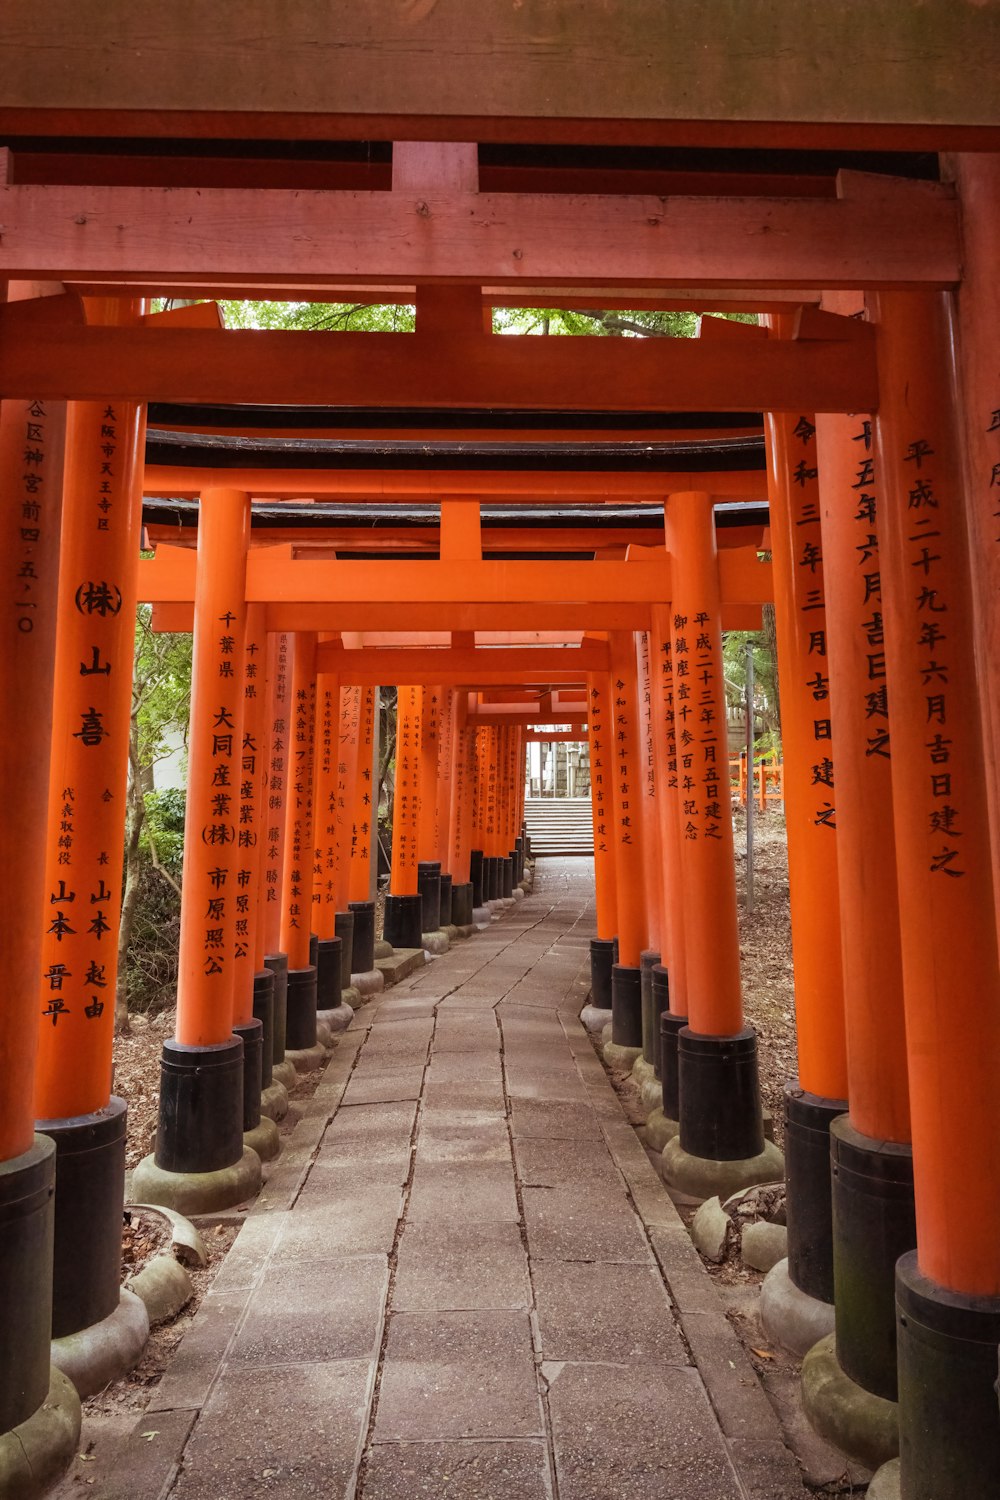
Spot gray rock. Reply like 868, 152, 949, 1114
690, 1196, 731, 1263
741, 1220, 789, 1273
868, 1459, 901, 1499
760, 1258, 837, 1358
128, 1254, 193, 1326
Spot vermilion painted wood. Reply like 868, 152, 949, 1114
278, 632, 318, 969
311, 651, 341, 942
649, 603, 689, 1016
0, 181, 960, 289
608, 634, 648, 968
258, 633, 291, 960
230, 603, 268, 1027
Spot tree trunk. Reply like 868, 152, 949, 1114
761, 602, 781, 741
115, 751, 145, 1033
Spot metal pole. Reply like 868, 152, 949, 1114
745, 641, 755, 915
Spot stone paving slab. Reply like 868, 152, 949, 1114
521, 1182, 652, 1263
532, 1260, 687, 1363
227, 1253, 388, 1365
393, 1220, 531, 1312
363, 1439, 551, 1500
374, 1311, 543, 1441
408, 1160, 520, 1222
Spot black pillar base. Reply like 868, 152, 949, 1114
263, 951, 289, 1064
660, 1010, 687, 1119
514, 837, 524, 882
589, 938, 615, 1010
439, 873, 453, 925
334, 910, 355, 988
233, 1020, 263, 1133
316, 936, 343, 1012
832, 1116, 915, 1402
285, 966, 318, 1050
651, 964, 670, 1079
470, 849, 484, 907
896, 1252, 1000, 1498
384, 893, 423, 950
308, 931, 319, 967
36, 1098, 126, 1341
611, 963, 643, 1048
154, 1037, 244, 1175
784, 1085, 848, 1307
251, 969, 275, 1090
451, 882, 473, 926
417, 861, 442, 931
502, 856, 514, 898
348, 900, 376, 973
482, 857, 497, 902
0, 1136, 55, 1432
678, 1027, 765, 1161
640, 949, 661, 1065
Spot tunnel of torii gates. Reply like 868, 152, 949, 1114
0, 84, 999, 1500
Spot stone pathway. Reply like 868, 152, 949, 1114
101, 859, 808, 1500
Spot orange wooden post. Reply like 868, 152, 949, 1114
0, 383, 67, 1436
649, 599, 691, 1129
137, 486, 260, 1209
469, 719, 486, 911
635, 626, 666, 1071
347, 684, 380, 983
813, 388, 913, 1407
33, 361, 145, 1345
416, 685, 444, 935
660, 493, 776, 1194
482, 725, 501, 904
259, 630, 292, 1076
279, 632, 320, 1057
869, 290, 1000, 1495
385, 685, 423, 948
763, 401, 850, 1310
605, 633, 647, 1058
586, 671, 618, 1010
331, 684, 362, 983
311, 649, 341, 947
447, 708, 476, 927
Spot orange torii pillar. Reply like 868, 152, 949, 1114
331, 685, 362, 1000
867, 292, 1000, 1499
762, 404, 850, 1331
584, 670, 618, 1014
446, 706, 477, 931
347, 685, 382, 990
435, 686, 457, 925
602, 634, 648, 1066
787, 396, 915, 1448
385, 685, 424, 949
468, 721, 486, 914
483, 725, 505, 908
659, 493, 782, 1200
635, 626, 666, 1092
228, 605, 280, 1162
505, 724, 525, 895
260, 632, 295, 1090
279, 633, 321, 1066
0, 389, 73, 1449
417, 685, 446, 945
135, 488, 262, 1212
648, 600, 691, 1145
34, 374, 148, 1377
494, 724, 515, 903
310, 650, 342, 1018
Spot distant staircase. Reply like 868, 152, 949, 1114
524, 797, 594, 856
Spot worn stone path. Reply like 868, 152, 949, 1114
103, 859, 808, 1500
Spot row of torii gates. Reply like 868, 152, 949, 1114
0, 131, 999, 1499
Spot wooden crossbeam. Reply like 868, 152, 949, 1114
0, 322, 877, 412
311, 644, 603, 685
0, 181, 959, 290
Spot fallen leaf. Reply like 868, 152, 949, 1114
750, 1347, 774, 1360
140, 1431, 159, 1442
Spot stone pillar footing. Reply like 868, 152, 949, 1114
867, 1460, 901, 1499
351, 968, 385, 998
801, 1333, 899, 1474
131, 1145, 262, 1216
244, 1116, 281, 1164
760, 1257, 836, 1359
643, 1106, 679, 1154
0, 1366, 80, 1500
660, 1135, 784, 1206
50, 1288, 149, 1399
271, 1059, 297, 1092
260, 1079, 289, 1122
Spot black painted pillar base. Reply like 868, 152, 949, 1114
334, 911, 355, 988
481, 857, 495, 902
285, 966, 318, 1051
639, 949, 661, 1066
470, 849, 484, 907
154, 1038, 244, 1174
384, 893, 423, 950
611, 964, 643, 1048
251, 970, 275, 1090
263, 951, 289, 1064
651, 964, 670, 1079
451, 882, 474, 926
348, 900, 375, 973
36, 1099, 126, 1341
514, 837, 525, 882
660, 1010, 687, 1119
896, 1252, 1000, 1499
439, 873, 453, 925
678, 1028, 765, 1161
832, 1116, 915, 1402
784, 1085, 849, 1307
316, 936, 343, 1013
233, 1020, 263, 1133
502, 856, 514, 898
308, 932, 319, 967
590, 938, 615, 1010
417, 861, 442, 931
0, 1137, 55, 1432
